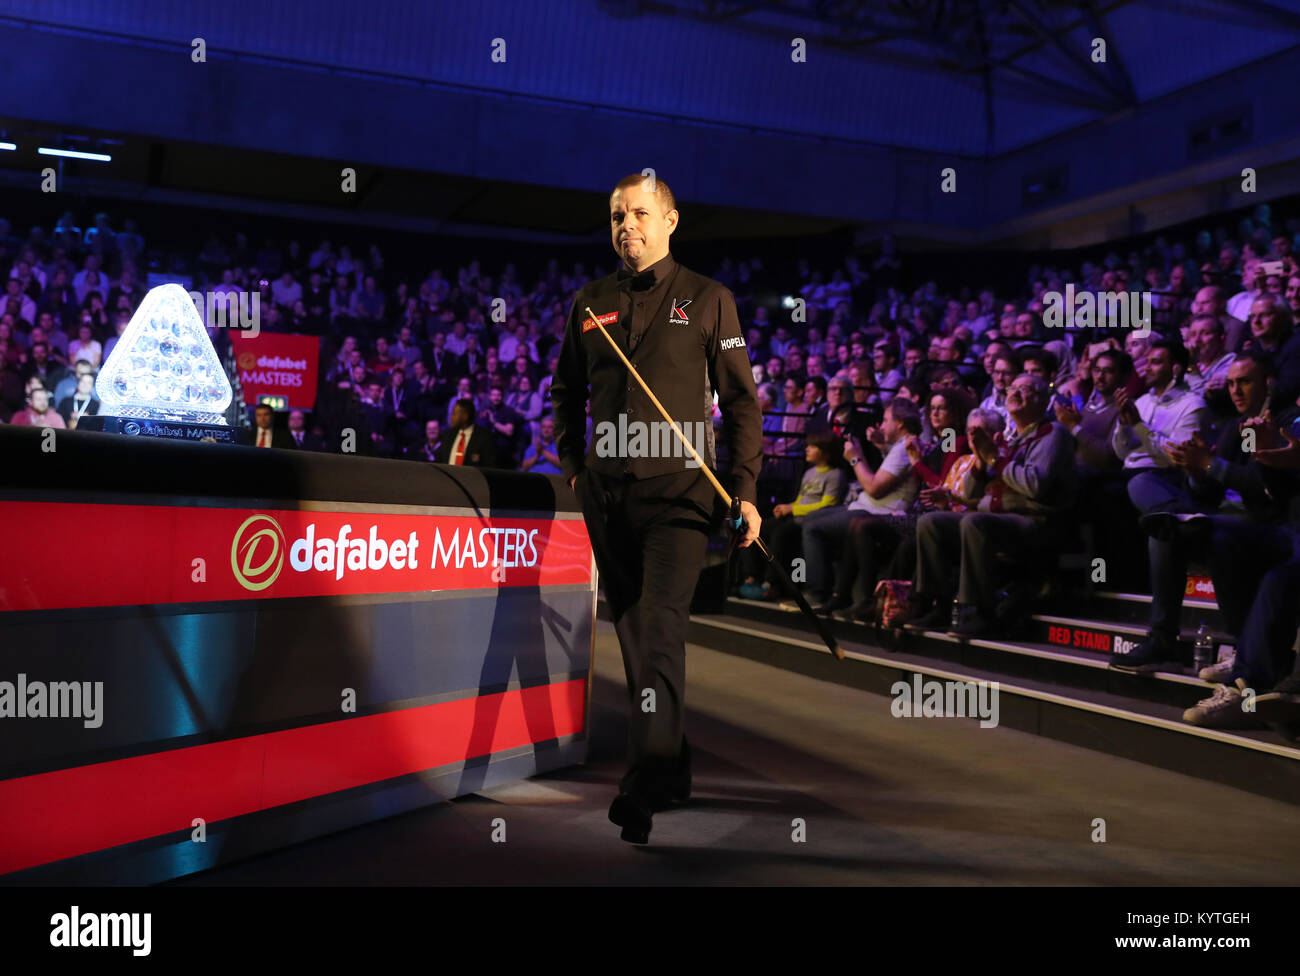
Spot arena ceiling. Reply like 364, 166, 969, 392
0, 0, 1296, 244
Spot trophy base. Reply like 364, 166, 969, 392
78, 414, 240, 444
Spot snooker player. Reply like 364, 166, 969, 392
549, 173, 763, 844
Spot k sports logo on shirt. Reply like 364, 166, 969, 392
583, 310, 618, 333
668, 299, 692, 325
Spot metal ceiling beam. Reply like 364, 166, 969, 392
641, 0, 1126, 114
1005, 0, 1130, 105
892, 0, 1127, 111
1191, 0, 1300, 31
1080, 0, 1137, 106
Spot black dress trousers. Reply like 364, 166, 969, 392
577, 463, 716, 802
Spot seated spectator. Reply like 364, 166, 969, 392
392, 325, 422, 369
1227, 259, 1265, 322
286, 409, 327, 450
740, 431, 846, 601
446, 377, 476, 426
328, 275, 355, 321
980, 349, 1019, 428
367, 336, 397, 374
873, 340, 903, 394
409, 419, 446, 462
461, 334, 486, 376
382, 366, 416, 448
506, 375, 542, 423
480, 384, 523, 467
9, 384, 65, 428
909, 374, 1077, 637
800, 396, 922, 610
1243, 294, 1300, 410
1191, 285, 1247, 353
1183, 314, 1236, 416
902, 338, 926, 378
520, 415, 564, 475
804, 376, 832, 432
67, 323, 102, 368
1114, 338, 1208, 514
36, 312, 69, 359
1113, 411, 1300, 730
5, 278, 35, 325
20, 341, 68, 392
271, 270, 302, 310
53, 359, 94, 405
55, 371, 100, 428
827, 390, 981, 622
358, 380, 391, 456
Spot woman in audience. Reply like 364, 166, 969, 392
67, 322, 102, 369
506, 375, 542, 424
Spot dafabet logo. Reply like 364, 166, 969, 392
230, 514, 286, 590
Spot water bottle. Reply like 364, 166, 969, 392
1193, 622, 1214, 674
950, 602, 962, 630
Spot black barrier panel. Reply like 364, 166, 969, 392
0, 588, 593, 779
0, 423, 596, 881
0, 424, 577, 513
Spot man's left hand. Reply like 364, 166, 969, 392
1167, 434, 1212, 474
737, 500, 761, 548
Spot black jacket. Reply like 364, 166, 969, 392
243, 425, 295, 449
436, 423, 497, 468
549, 252, 763, 504
1189, 415, 1300, 522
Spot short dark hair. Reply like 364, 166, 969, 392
984, 339, 1012, 359
992, 350, 1022, 372
805, 375, 827, 397
611, 173, 676, 214
885, 395, 923, 435
1095, 348, 1134, 378
1150, 337, 1189, 371
926, 365, 962, 388
1020, 346, 1058, 375
1233, 349, 1275, 380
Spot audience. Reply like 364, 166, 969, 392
8, 202, 1300, 739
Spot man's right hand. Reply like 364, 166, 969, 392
568, 474, 577, 491
1115, 390, 1140, 426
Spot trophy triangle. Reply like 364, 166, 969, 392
96, 283, 233, 423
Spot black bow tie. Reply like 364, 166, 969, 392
616, 267, 656, 291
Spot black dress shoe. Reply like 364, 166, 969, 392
905, 602, 950, 631
1109, 634, 1186, 673
608, 792, 653, 844
833, 600, 875, 623
949, 610, 996, 638
813, 595, 852, 615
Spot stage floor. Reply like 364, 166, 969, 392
170, 620, 1300, 885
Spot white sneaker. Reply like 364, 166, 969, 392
1198, 650, 1236, 683
1183, 679, 1262, 729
